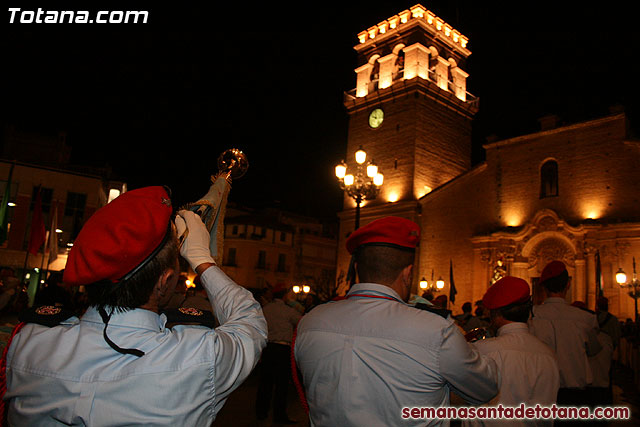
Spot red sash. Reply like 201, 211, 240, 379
0, 322, 26, 426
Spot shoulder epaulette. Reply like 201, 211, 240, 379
414, 303, 451, 319
163, 307, 216, 328
18, 305, 75, 327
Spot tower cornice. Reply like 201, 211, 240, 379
355, 4, 470, 57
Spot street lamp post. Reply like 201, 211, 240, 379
335, 146, 384, 230
615, 256, 640, 323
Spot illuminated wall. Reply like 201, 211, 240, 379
419, 113, 640, 320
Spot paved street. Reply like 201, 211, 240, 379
214, 368, 309, 427
214, 362, 640, 427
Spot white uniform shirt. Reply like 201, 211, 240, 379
5, 266, 267, 426
295, 283, 499, 427
589, 331, 613, 388
528, 297, 601, 389
464, 323, 560, 427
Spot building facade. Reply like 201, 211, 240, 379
336, 4, 640, 320
419, 112, 640, 320
0, 126, 126, 288
220, 208, 338, 300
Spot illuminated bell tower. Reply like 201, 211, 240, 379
337, 4, 478, 285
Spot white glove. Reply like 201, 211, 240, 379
175, 210, 216, 271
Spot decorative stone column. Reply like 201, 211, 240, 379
450, 65, 468, 101
402, 43, 430, 80
434, 57, 450, 91
574, 259, 587, 304
355, 63, 374, 98
377, 53, 397, 89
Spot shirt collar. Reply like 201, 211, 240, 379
347, 283, 405, 303
496, 322, 529, 336
81, 306, 167, 332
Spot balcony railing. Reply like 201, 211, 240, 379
344, 70, 478, 108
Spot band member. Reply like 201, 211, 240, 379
528, 260, 601, 406
2, 186, 267, 425
294, 216, 499, 426
466, 276, 560, 426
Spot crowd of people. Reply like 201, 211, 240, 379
0, 190, 637, 426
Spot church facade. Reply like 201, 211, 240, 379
336, 4, 640, 320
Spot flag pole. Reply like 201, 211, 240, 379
0, 162, 15, 245
38, 231, 48, 288
20, 250, 30, 285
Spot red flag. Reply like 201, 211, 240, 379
48, 200, 59, 264
28, 187, 46, 256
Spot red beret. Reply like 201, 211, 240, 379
539, 260, 567, 285
346, 216, 419, 254
482, 276, 531, 310
63, 186, 173, 286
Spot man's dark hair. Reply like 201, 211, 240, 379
462, 302, 472, 313
491, 300, 532, 323
540, 270, 569, 293
87, 231, 179, 312
355, 245, 415, 285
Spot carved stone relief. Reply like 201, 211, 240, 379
528, 238, 575, 271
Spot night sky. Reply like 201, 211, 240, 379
3, 2, 639, 219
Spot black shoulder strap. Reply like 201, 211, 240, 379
162, 307, 216, 328
18, 305, 75, 327
414, 303, 451, 319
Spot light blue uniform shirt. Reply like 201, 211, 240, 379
295, 283, 499, 427
5, 266, 267, 426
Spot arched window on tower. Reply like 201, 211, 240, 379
393, 44, 405, 82
369, 60, 380, 92
540, 160, 558, 198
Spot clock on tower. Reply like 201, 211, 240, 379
368, 108, 384, 129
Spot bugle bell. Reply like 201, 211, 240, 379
178, 148, 248, 265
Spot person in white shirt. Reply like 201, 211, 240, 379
3, 186, 267, 426
528, 261, 602, 406
295, 216, 499, 427
466, 276, 560, 426
572, 301, 615, 408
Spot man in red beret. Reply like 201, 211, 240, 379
465, 276, 559, 424
528, 260, 601, 407
295, 216, 499, 426
3, 186, 267, 425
